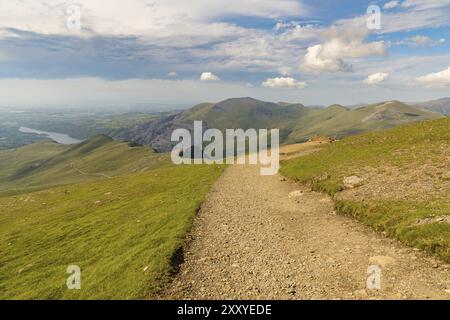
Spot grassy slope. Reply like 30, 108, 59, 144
0, 141, 69, 181
0, 135, 169, 196
281, 118, 450, 262
180, 99, 442, 145
0, 164, 224, 299
287, 101, 444, 143
180, 98, 309, 132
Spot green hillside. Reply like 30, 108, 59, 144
281, 118, 450, 262
0, 135, 169, 196
128, 98, 444, 152
0, 164, 224, 299
0, 134, 225, 299
180, 97, 309, 131
286, 101, 444, 142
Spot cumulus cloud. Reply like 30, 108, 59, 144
363, 73, 389, 85
416, 67, 450, 87
384, 1, 400, 9
262, 77, 307, 89
200, 72, 220, 81
303, 44, 348, 72
301, 28, 386, 73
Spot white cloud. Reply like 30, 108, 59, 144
0, 1, 316, 76
393, 35, 447, 47
384, 1, 400, 9
416, 67, 450, 87
303, 44, 348, 73
0, 0, 306, 38
301, 28, 386, 73
168, 72, 178, 77
262, 77, 307, 89
401, 0, 450, 10
200, 72, 220, 81
363, 73, 389, 85
409, 35, 434, 46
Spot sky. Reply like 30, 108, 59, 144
0, 0, 450, 109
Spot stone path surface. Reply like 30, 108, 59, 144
162, 162, 450, 300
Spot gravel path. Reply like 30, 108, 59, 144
163, 163, 450, 300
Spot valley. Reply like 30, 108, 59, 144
0, 135, 224, 299
0, 97, 448, 300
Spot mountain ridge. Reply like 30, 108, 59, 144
413, 97, 450, 116
124, 97, 445, 152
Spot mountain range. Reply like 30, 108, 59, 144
412, 97, 450, 116
125, 97, 445, 152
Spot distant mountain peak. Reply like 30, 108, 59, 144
126, 97, 444, 152
412, 97, 450, 116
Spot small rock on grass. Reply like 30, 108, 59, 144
343, 176, 364, 189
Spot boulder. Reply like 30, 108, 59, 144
343, 176, 364, 189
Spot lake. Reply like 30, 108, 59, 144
19, 127, 83, 145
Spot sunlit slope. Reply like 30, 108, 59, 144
179, 98, 309, 131
282, 118, 450, 261
128, 98, 444, 151
0, 141, 69, 181
0, 135, 170, 196
287, 101, 444, 142
0, 164, 225, 299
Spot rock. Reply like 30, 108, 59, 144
369, 256, 396, 268
288, 190, 303, 198
343, 176, 364, 189
279, 177, 287, 182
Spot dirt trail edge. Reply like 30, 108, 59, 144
162, 163, 450, 300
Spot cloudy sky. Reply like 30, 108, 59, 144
1, 0, 450, 108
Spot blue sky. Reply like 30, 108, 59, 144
0, 0, 450, 108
